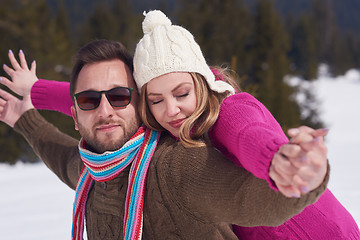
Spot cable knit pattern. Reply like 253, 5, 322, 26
209, 92, 288, 189
133, 10, 235, 94
31, 79, 73, 116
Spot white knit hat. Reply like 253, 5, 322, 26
133, 10, 235, 94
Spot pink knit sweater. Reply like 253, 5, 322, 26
31, 79, 360, 239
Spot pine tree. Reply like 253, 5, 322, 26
309, 0, 338, 64
0, 0, 57, 164
329, 33, 354, 75
79, 0, 142, 53
176, 0, 252, 88
79, 2, 118, 44
0, 0, 77, 163
352, 35, 360, 68
250, 0, 301, 130
288, 14, 318, 80
51, 0, 74, 70
111, 0, 143, 53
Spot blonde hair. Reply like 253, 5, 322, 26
138, 67, 240, 147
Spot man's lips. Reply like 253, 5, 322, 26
168, 118, 186, 128
96, 124, 120, 132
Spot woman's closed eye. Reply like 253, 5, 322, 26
176, 93, 189, 99
149, 92, 189, 105
150, 98, 163, 105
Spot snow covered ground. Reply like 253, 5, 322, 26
311, 66, 360, 224
0, 163, 74, 240
0, 67, 359, 239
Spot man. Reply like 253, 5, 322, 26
0, 40, 329, 240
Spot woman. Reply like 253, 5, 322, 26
2, 10, 359, 239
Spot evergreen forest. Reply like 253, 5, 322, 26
1, 0, 359, 164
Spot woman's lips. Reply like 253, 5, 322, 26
168, 118, 186, 128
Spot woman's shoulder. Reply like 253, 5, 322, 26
218, 92, 271, 124
222, 92, 265, 109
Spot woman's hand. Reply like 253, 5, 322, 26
269, 126, 328, 198
1, 49, 38, 96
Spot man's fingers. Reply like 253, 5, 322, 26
300, 137, 327, 153
277, 184, 302, 198
19, 50, 29, 70
270, 162, 299, 189
288, 126, 329, 145
278, 144, 310, 168
291, 174, 309, 193
300, 150, 327, 173
270, 158, 304, 198
288, 126, 314, 137
278, 144, 302, 159
277, 174, 311, 197
311, 128, 329, 138
289, 131, 314, 144
269, 165, 289, 186
8, 50, 21, 70
272, 152, 299, 174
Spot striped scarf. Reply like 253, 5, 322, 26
72, 126, 160, 240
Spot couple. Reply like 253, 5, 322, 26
0, 10, 358, 240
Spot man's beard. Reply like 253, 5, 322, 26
77, 117, 140, 153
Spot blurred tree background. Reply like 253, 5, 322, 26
1, 0, 359, 164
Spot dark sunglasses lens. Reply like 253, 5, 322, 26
107, 88, 131, 107
76, 92, 101, 110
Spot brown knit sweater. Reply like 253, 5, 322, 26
14, 109, 329, 240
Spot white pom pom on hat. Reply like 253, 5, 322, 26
134, 10, 235, 95
142, 10, 172, 34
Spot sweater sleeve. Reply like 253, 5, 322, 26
31, 79, 73, 117
14, 109, 82, 190
158, 139, 330, 227
208, 93, 289, 189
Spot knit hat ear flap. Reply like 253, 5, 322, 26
133, 10, 235, 95
212, 80, 236, 94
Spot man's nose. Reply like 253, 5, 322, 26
97, 94, 114, 117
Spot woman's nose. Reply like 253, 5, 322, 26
166, 99, 180, 117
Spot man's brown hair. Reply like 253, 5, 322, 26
70, 39, 133, 100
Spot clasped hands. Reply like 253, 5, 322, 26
270, 126, 329, 198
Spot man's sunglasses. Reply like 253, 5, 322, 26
74, 87, 133, 111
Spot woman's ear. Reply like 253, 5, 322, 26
71, 106, 79, 131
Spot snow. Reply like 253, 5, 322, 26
311, 66, 360, 223
0, 66, 359, 239
0, 163, 74, 239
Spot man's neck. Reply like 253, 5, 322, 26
83, 141, 112, 154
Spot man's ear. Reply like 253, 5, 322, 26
71, 106, 79, 131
